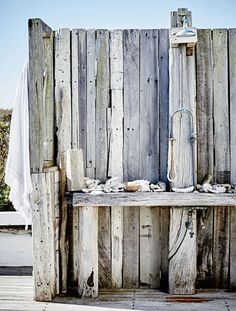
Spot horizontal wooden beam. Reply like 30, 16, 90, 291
72, 192, 236, 207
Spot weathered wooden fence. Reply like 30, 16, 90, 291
28, 15, 236, 301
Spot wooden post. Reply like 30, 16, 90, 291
168, 9, 197, 294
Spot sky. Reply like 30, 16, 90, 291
1, 0, 236, 109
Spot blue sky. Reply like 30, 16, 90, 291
1, 0, 236, 109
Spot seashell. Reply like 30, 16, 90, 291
157, 181, 166, 191
90, 190, 104, 195
128, 180, 150, 192
103, 186, 112, 193
124, 182, 141, 192
172, 186, 194, 193
82, 188, 90, 193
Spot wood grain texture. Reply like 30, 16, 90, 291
212, 29, 230, 183
98, 206, 111, 288
65, 149, 85, 191
110, 30, 123, 90
86, 29, 96, 173
140, 207, 161, 288
196, 29, 214, 183
73, 192, 236, 207
160, 207, 170, 291
230, 206, 236, 289
111, 206, 123, 288
123, 29, 140, 181
95, 30, 109, 182
78, 206, 98, 298
213, 207, 230, 288
140, 29, 159, 183
29, 19, 52, 172
54, 28, 72, 161
123, 206, 139, 288
229, 29, 236, 183
158, 29, 169, 183
169, 208, 196, 294
196, 207, 214, 288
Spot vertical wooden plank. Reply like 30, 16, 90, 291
65, 149, 85, 191
43, 32, 54, 167
229, 28, 236, 289
71, 29, 79, 149
95, 30, 109, 182
123, 206, 139, 288
160, 207, 170, 291
55, 28, 72, 160
158, 29, 169, 183
196, 29, 214, 183
78, 29, 87, 169
86, 29, 96, 176
196, 207, 214, 288
123, 29, 140, 181
98, 207, 111, 288
110, 30, 123, 180
111, 206, 123, 288
213, 29, 230, 183
169, 208, 197, 294
140, 29, 159, 183
213, 207, 230, 288
140, 207, 160, 288
31, 172, 57, 301
28, 19, 52, 173
78, 206, 98, 298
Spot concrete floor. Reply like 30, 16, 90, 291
1, 276, 236, 310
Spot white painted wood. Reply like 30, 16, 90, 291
110, 30, 123, 90
71, 29, 79, 149
78, 206, 98, 298
123, 29, 140, 181
169, 207, 196, 294
86, 29, 96, 172
140, 207, 160, 288
65, 149, 85, 191
213, 29, 230, 183
111, 206, 123, 288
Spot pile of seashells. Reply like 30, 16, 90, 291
82, 177, 167, 195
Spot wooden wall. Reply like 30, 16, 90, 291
29, 19, 236, 297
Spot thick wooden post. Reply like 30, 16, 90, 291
168, 9, 197, 294
29, 19, 58, 301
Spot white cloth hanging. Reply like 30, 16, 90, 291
5, 62, 32, 228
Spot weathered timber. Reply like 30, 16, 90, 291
95, 30, 109, 182
78, 206, 98, 298
159, 29, 169, 183
111, 206, 123, 288
86, 29, 96, 174
140, 29, 159, 183
213, 29, 230, 183
28, 19, 53, 172
140, 207, 160, 288
73, 192, 236, 207
160, 208, 170, 290
169, 207, 196, 294
123, 29, 140, 181
65, 149, 85, 191
196, 29, 214, 183
123, 206, 139, 288
98, 207, 112, 288
230, 206, 236, 289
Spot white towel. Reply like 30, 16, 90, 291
5, 62, 32, 228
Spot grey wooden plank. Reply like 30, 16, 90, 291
230, 206, 236, 289
169, 207, 196, 294
78, 29, 87, 170
229, 29, 236, 183
213, 29, 230, 183
86, 29, 96, 173
28, 19, 52, 172
123, 206, 139, 288
95, 30, 109, 182
160, 207, 170, 291
140, 207, 161, 288
196, 207, 214, 288
73, 192, 236, 207
140, 29, 159, 183
98, 206, 112, 288
213, 206, 230, 288
123, 29, 140, 181
158, 29, 169, 183
196, 29, 214, 183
